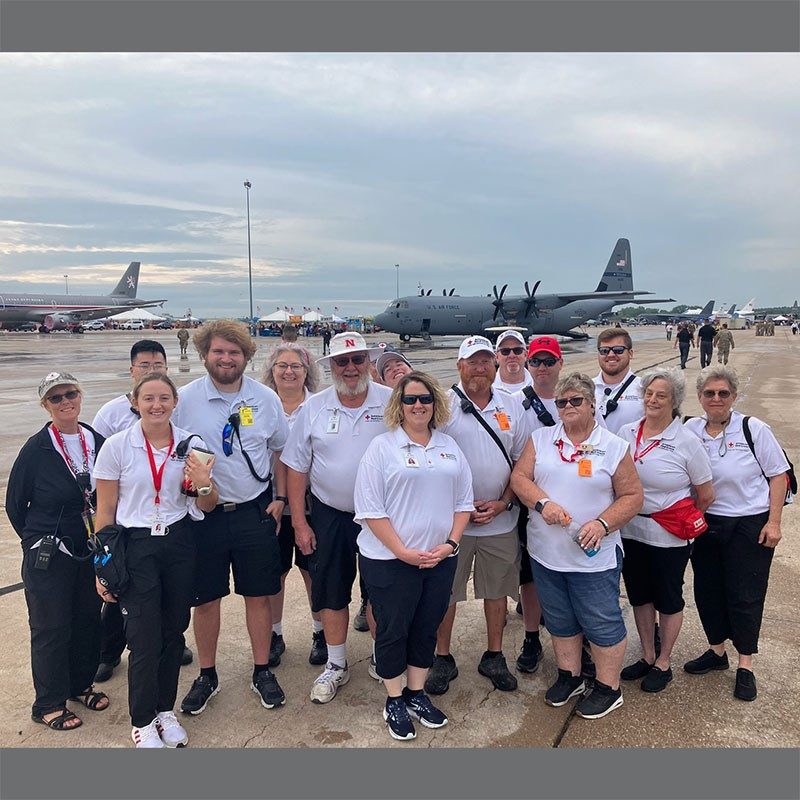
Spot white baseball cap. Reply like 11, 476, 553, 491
494, 329, 526, 350
458, 335, 495, 360
317, 332, 381, 365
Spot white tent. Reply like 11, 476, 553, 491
110, 307, 165, 321
329, 314, 345, 323
772, 315, 790, 322
259, 309, 292, 322
302, 310, 324, 322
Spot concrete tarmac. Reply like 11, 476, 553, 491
0, 326, 797, 748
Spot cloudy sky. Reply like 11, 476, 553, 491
0, 53, 797, 319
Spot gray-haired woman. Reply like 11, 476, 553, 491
617, 369, 714, 693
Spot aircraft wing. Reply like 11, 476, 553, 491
548, 290, 658, 303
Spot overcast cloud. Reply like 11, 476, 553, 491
0, 53, 797, 318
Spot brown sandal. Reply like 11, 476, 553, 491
70, 687, 110, 711
32, 708, 83, 730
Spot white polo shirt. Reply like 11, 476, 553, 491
595, 370, 643, 435
439, 384, 528, 537
93, 421, 204, 527
526, 422, 629, 572
281, 388, 310, 517
354, 427, 474, 560
92, 393, 140, 438
619, 416, 712, 548
684, 411, 789, 516
493, 370, 532, 395
48, 425, 98, 490
280, 381, 393, 513
172, 374, 288, 504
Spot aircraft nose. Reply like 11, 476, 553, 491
374, 312, 389, 327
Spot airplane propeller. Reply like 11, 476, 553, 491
442, 288, 456, 296
523, 280, 541, 317
491, 284, 508, 321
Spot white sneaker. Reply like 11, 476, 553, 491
131, 718, 165, 748
156, 710, 189, 747
368, 655, 383, 682
310, 662, 350, 704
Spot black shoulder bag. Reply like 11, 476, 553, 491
451, 385, 513, 471
521, 386, 556, 427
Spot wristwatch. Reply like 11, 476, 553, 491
445, 538, 460, 556
534, 498, 551, 514
275, 495, 289, 504
502, 498, 515, 512
197, 484, 213, 496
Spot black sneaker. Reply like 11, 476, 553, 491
268, 632, 286, 668
580, 646, 596, 681
620, 658, 653, 682
654, 623, 661, 658
478, 652, 518, 691
252, 668, 286, 709
683, 649, 729, 675
516, 637, 543, 674
180, 675, 220, 715
734, 668, 757, 701
94, 657, 121, 683
576, 680, 624, 719
404, 691, 448, 728
180, 646, 194, 667
641, 665, 673, 693
545, 669, 585, 707
383, 696, 416, 741
309, 630, 328, 666
353, 600, 369, 632
424, 654, 459, 695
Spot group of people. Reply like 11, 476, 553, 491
672, 320, 736, 369
6, 322, 790, 746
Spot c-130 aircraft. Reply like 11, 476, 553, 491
374, 238, 673, 341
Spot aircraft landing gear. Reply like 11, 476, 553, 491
399, 334, 411, 342
38, 326, 50, 334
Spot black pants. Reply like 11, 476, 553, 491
118, 519, 195, 728
690, 512, 773, 655
360, 554, 457, 680
699, 340, 713, 368
678, 342, 690, 369
99, 601, 127, 663
22, 541, 101, 717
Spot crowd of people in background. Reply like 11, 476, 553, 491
5, 321, 793, 746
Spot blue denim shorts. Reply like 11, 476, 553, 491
530, 547, 626, 647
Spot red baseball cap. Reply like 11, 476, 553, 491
527, 336, 562, 360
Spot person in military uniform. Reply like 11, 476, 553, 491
177, 327, 190, 356
713, 323, 735, 365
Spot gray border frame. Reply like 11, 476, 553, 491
1, 0, 798, 52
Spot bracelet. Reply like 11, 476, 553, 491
596, 517, 610, 534
275, 495, 289, 504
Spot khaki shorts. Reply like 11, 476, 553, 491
451, 528, 521, 603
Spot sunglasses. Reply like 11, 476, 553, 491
274, 362, 306, 372
555, 396, 586, 409
331, 354, 368, 367
46, 389, 80, 405
222, 412, 239, 457
497, 346, 525, 356
401, 394, 434, 406
701, 389, 732, 399
598, 346, 630, 356
530, 357, 558, 367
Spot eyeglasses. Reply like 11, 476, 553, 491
274, 362, 306, 372
529, 357, 558, 368
46, 389, 80, 405
598, 346, 630, 356
222, 413, 239, 457
497, 347, 525, 356
555, 396, 586, 409
702, 389, 732, 399
401, 394, 434, 405
331, 354, 368, 367
132, 361, 167, 371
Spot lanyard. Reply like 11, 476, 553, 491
555, 438, 590, 463
633, 420, 661, 462
51, 424, 90, 476
144, 434, 174, 506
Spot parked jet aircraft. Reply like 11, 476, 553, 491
638, 300, 716, 325
731, 298, 756, 321
373, 239, 673, 341
0, 262, 166, 332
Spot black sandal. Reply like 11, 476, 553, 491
32, 708, 83, 730
70, 687, 110, 711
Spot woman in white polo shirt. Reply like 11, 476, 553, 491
683, 366, 790, 702
354, 371, 473, 742
511, 372, 643, 720
94, 373, 219, 748
617, 369, 714, 693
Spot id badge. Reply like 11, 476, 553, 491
578, 458, 593, 478
239, 406, 254, 426
326, 411, 340, 434
151, 519, 167, 536
495, 411, 511, 431
405, 454, 420, 468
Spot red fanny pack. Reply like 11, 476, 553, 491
648, 498, 708, 541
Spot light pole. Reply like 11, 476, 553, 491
64, 274, 69, 294
395, 264, 399, 299
244, 180, 253, 332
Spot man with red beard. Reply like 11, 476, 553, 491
426, 336, 528, 695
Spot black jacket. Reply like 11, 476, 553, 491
5, 422, 105, 550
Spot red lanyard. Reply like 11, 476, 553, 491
144, 434, 174, 506
51, 424, 90, 475
633, 420, 661, 462
555, 438, 586, 463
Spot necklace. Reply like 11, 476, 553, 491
705, 417, 731, 457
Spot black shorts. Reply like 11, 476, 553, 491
517, 504, 533, 585
191, 494, 282, 606
277, 514, 311, 575
307, 495, 360, 613
621, 537, 691, 615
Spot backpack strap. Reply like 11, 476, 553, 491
451, 385, 513, 471
521, 386, 556, 427
602, 373, 637, 419
742, 415, 797, 496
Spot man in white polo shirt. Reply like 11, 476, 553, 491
425, 335, 528, 695
281, 332, 392, 704
493, 329, 532, 394
594, 328, 643, 436
173, 320, 290, 715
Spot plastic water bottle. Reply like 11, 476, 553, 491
566, 520, 600, 558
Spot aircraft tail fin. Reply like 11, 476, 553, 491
111, 262, 141, 297
699, 300, 714, 318
595, 238, 633, 293
727, 304, 736, 316
738, 298, 756, 315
